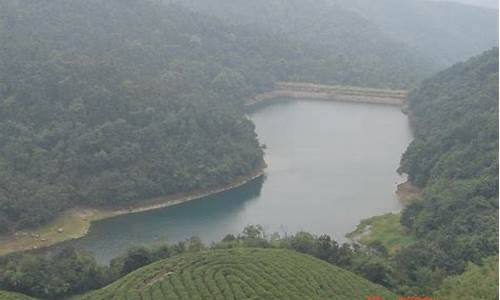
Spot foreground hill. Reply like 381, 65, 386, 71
79, 248, 396, 300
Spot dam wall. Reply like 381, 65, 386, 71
247, 82, 408, 106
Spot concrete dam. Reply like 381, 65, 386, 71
247, 82, 408, 107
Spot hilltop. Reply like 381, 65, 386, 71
79, 248, 396, 300
181, 0, 436, 88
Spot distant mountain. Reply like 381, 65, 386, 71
180, 0, 437, 88
335, 0, 499, 66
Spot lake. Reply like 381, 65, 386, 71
66, 99, 413, 263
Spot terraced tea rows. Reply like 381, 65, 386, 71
79, 248, 396, 300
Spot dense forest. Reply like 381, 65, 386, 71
181, 0, 498, 68
0, 0, 439, 231
395, 48, 499, 293
180, 0, 437, 88
0, 0, 498, 299
0, 0, 272, 231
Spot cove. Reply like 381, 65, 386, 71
65, 99, 413, 263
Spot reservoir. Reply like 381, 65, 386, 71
67, 99, 413, 263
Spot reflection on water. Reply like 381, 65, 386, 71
64, 176, 265, 262
64, 99, 413, 264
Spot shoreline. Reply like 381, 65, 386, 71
1, 85, 413, 257
346, 179, 421, 252
0, 161, 267, 256
395, 180, 421, 205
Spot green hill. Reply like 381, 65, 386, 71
0, 291, 36, 300
79, 248, 396, 300
181, 0, 436, 88
393, 48, 498, 293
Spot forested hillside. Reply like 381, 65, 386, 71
394, 48, 498, 293
180, 0, 436, 88
0, 0, 275, 231
336, 0, 499, 66
0, 0, 437, 232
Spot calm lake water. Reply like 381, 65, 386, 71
67, 99, 413, 263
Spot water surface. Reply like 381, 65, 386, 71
68, 100, 413, 263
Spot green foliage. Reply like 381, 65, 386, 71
435, 256, 499, 300
0, 0, 436, 232
347, 213, 417, 253
0, 248, 107, 299
0, 226, 399, 299
181, 0, 436, 88
395, 48, 499, 293
0, 290, 36, 300
79, 248, 397, 300
0, 0, 276, 231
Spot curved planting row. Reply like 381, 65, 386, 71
79, 248, 396, 300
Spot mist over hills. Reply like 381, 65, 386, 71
181, 0, 438, 86
335, 0, 499, 66
181, 0, 498, 68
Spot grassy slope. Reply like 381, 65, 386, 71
0, 291, 36, 300
347, 213, 416, 253
79, 248, 397, 300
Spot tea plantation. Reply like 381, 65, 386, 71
78, 248, 396, 300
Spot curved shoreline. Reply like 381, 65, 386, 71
0, 162, 267, 256
2, 86, 412, 257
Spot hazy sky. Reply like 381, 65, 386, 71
432, 0, 498, 9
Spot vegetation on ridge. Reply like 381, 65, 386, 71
391, 48, 499, 294
181, 0, 437, 88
